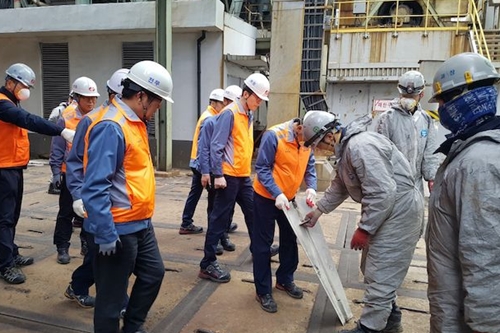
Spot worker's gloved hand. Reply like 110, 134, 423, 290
301, 208, 323, 228
61, 128, 75, 143
201, 174, 211, 188
350, 228, 370, 251
51, 173, 62, 190
275, 193, 290, 210
214, 176, 227, 189
72, 199, 86, 218
428, 180, 434, 193
305, 188, 317, 207
99, 239, 120, 256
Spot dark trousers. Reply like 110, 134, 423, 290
54, 173, 77, 249
207, 178, 235, 233
0, 169, 23, 271
252, 193, 298, 296
93, 224, 164, 333
71, 229, 95, 295
201, 175, 254, 268
181, 168, 203, 228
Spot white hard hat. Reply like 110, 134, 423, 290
302, 111, 340, 147
209, 88, 225, 102
127, 60, 174, 103
398, 70, 425, 95
72, 77, 100, 97
244, 73, 270, 101
5, 63, 36, 88
107, 68, 129, 95
223, 85, 242, 101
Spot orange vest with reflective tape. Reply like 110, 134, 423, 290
190, 106, 217, 160
222, 104, 254, 177
0, 93, 29, 168
60, 103, 79, 173
83, 100, 155, 222
254, 121, 312, 200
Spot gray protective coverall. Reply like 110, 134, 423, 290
316, 115, 424, 331
427, 130, 500, 333
376, 100, 441, 194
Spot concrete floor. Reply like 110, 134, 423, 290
0, 162, 430, 333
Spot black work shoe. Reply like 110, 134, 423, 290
382, 303, 403, 333
339, 322, 381, 333
179, 223, 203, 235
255, 293, 277, 313
228, 222, 238, 233
57, 248, 71, 265
14, 254, 34, 266
64, 284, 95, 308
198, 262, 231, 283
221, 235, 236, 251
276, 282, 303, 299
270, 244, 279, 257
0, 266, 25, 284
216, 241, 224, 255
48, 183, 60, 195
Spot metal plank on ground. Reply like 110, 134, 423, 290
284, 197, 353, 325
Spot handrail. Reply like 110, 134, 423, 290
330, 0, 472, 36
469, 0, 491, 60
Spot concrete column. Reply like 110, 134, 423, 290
156, 0, 173, 171
267, 0, 305, 127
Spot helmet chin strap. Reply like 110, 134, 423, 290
139, 92, 151, 123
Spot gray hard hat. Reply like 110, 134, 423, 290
302, 111, 340, 147
5, 63, 36, 88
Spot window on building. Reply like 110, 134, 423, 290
40, 42, 70, 119
122, 41, 156, 135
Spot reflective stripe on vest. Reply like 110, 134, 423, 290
190, 106, 217, 160
222, 104, 254, 177
0, 93, 29, 168
254, 120, 312, 200
83, 99, 155, 222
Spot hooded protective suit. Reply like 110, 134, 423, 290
376, 99, 442, 194
316, 115, 423, 331
426, 124, 500, 333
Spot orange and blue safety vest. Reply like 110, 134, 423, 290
189, 105, 219, 170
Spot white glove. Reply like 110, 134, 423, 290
275, 193, 290, 210
214, 176, 227, 189
61, 128, 75, 143
72, 199, 86, 218
305, 188, 317, 207
99, 240, 119, 256
301, 208, 323, 228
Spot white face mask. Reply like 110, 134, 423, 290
16, 88, 30, 101
399, 97, 417, 112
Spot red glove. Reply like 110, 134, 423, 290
428, 180, 434, 193
350, 228, 370, 251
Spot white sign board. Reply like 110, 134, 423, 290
284, 197, 353, 325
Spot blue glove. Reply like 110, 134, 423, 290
99, 240, 120, 256
51, 173, 62, 189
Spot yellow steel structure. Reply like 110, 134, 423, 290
329, 0, 491, 60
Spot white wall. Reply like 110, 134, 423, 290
223, 13, 257, 56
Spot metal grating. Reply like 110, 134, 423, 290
327, 65, 419, 82
300, 0, 329, 111
40, 43, 70, 119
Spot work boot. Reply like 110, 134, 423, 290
220, 234, 236, 251
14, 254, 34, 266
276, 282, 303, 299
338, 322, 381, 333
382, 303, 403, 333
198, 261, 231, 283
179, 223, 203, 235
216, 241, 224, 255
270, 244, 279, 257
48, 183, 60, 195
228, 222, 238, 233
0, 266, 25, 284
57, 248, 71, 264
256, 293, 278, 313
64, 284, 95, 308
